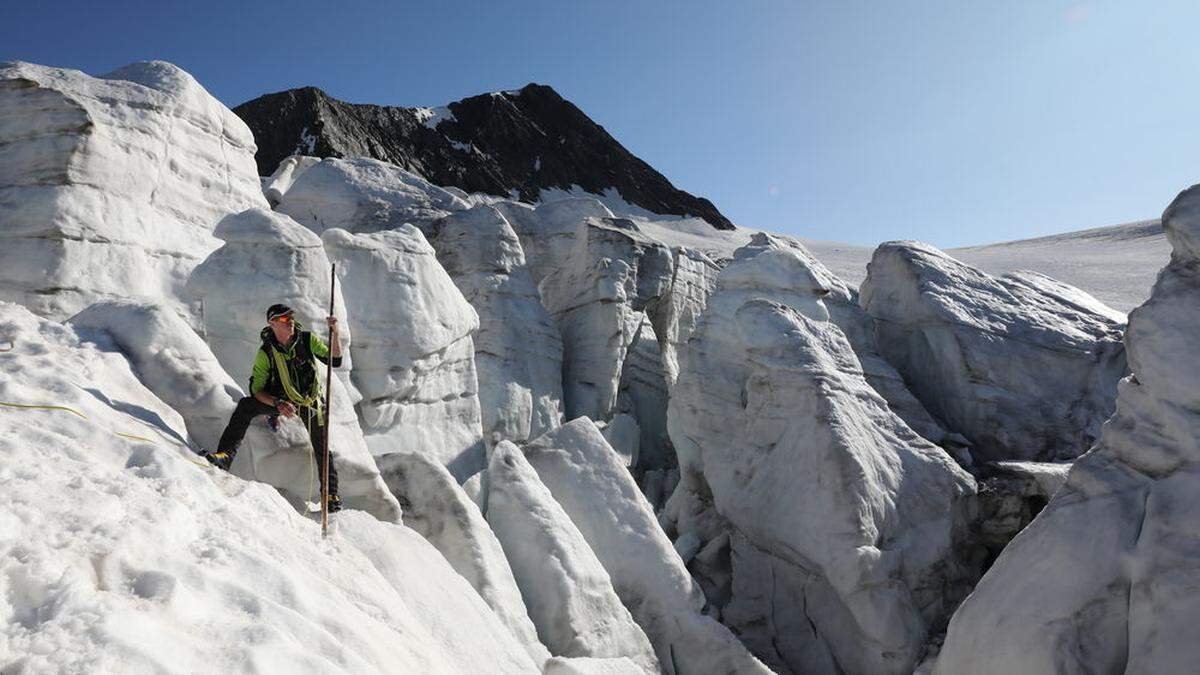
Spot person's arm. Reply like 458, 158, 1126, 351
249, 350, 294, 415
311, 318, 343, 367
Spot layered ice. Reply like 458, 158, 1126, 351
935, 184, 1200, 674
486, 441, 660, 673
186, 208, 401, 521
275, 156, 469, 235
321, 225, 486, 479
668, 286, 977, 673
861, 241, 1128, 462
428, 205, 563, 444
0, 61, 266, 320
525, 419, 770, 674
0, 301, 537, 674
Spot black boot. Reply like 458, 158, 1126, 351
204, 449, 234, 471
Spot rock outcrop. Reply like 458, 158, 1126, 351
935, 184, 1200, 674
186, 208, 401, 521
486, 441, 660, 673
428, 205, 563, 444
861, 241, 1128, 462
0, 61, 266, 320
668, 287, 978, 673
233, 83, 734, 229
321, 225, 486, 479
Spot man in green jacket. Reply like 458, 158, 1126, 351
205, 304, 343, 513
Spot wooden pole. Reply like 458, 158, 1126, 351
322, 263, 337, 537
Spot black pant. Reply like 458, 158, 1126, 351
216, 396, 339, 498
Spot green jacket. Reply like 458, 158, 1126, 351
250, 327, 341, 401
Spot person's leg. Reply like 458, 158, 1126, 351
303, 407, 340, 504
210, 397, 274, 468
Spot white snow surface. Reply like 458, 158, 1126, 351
0, 61, 267, 320
861, 240, 1128, 462
429, 205, 564, 444
524, 418, 770, 675
486, 441, 660, 673
263, 154, 321, 206
185, 208, 401, 521
321, 225, 487, 479
375, 451, 551, 666
275, 156, 469, 235
0, 301, 539, 674
935, 186, 1200, 675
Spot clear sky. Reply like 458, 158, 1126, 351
4, 1, 1199, 247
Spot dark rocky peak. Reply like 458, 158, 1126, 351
233, 83, 734, 230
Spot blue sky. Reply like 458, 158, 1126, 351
4, 1, 1199, 246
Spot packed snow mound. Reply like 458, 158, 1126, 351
668, 295, 978, 675
935, 184, 1200, 675
0, 301, 538, 674
321, 226, 486, 479
69, 299, 242, 450
375, 451, 550, 665
429, 205, 564, 444
275, 156, 469, 235
525, 418, 770, 675
263, 154, 320, 206
486, 441, 660, 673
861, 240, 1128, 462
186, 208, 401, 521
0, 60, 266, 320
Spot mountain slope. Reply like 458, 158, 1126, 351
233, 84, 734, 230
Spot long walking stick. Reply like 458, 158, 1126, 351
322, 263, 337, 537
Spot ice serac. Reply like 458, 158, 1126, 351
935, 184, 1200, 675
656, 246, 721, 389
668, 291, 977, 674
262, 154, 319, 206
525, 418, 771, 675
185, 208, 401, 521
375, 450, 551, 665
540, 217, 674, 426
0, 302, 538, 674
320, 225, 486, 479
428, 205, 563, 444
274, 156, 468, 235
492, 198, 616, 285
861, 241, 1128, 462
485, 441, 660, 674
68, 300, 241, 450
0, 61, 266, 320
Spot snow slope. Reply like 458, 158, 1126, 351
0, 302, 539, 674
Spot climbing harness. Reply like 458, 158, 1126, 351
268, 344, 324, 426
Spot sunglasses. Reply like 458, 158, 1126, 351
271, 315, 294, 324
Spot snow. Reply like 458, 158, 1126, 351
186, 208, 402, 521
275, 157, 469, 235
524, 418, 770, 675
935, 186, 1200, 675
485, 441, 660, 673
321, 226, 486, 479
668, 264, 978, 673
413, 105, 456, 130
861, 240, 1128, 462
263, 155, 320, 206
0, 61, 266, 320
375, 450, 550, 665
428, 205, 563, 445
0, 301, 538, 674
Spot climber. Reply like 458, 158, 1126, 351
205, 304, 343, 513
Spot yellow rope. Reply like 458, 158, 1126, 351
0, 400, 211, 468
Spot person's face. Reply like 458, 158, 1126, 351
269, 314, 295, 341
